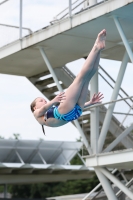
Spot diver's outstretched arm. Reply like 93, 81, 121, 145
84, 92, 104, 108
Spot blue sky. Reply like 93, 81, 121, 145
0, 0, 133, 141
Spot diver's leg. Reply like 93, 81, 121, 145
77, 52, 100, 109
58, 30, 106, 114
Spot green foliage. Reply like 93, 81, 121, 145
70, 143, 89, 165
0, 185, 4, 192
0, 133, 21, 140
13, 133, 21, 140
9, 176, 99, 199
70, 153, 83, 165
9, 185, 31, 198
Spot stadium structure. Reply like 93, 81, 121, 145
0, 0, 133, 199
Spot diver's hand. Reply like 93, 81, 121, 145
53, 92, 66, 103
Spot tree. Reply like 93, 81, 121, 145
13, 133, 21, 140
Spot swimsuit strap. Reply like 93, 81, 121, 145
42, 125, 45, 135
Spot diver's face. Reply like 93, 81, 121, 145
34, 97, 47, 110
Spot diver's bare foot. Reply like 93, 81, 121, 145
94, 29, 106, 51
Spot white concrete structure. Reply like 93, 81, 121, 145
0, 0, 133, 199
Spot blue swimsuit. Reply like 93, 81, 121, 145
46, 104, 82, 122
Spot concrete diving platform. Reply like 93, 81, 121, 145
0, 0, 133, 77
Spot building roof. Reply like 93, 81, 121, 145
0, 139, 94, 184
0, 139, 82, 165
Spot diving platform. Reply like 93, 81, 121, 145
85, 148, 133, 169
0, 0, 133, 77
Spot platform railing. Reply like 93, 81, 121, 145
0, 23, 32, 34
99, 65, 133, 108
0, 0, 24, 39
98, 65, 133, 129
0, 0, 32, 48
50, 0, 87, 24
50, 0, 108, 23
0, 0, 109, 48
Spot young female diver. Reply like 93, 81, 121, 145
30, 29, 106, 133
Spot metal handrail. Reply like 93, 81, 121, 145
82, 168, 118, 200
62, 66, 76, 80
99, 65, 133, 104
50, 0, 87, 24
98, 72, 132, 108
51, 0, 109, 22
60, 0, 86, 20
0, 0, 9, 5
63, 65, 133, 121
54, 0, 83, 18
0, 0, 23, 39
85, 95, 133, 110
0, 23, 32, 34
100, 111, 133, 116
116, 178, 133, 197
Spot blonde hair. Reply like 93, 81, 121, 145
30, 97, 39, 112
30, 97, 46, 135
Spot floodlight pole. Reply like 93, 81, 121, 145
19, 0, 23, 39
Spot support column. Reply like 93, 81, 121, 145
90, 71, 99, 154
95, 168, 118, 200
39, 47, 63, 92
83, 0, 89, 8
99, 167, 133, 200
19, 0, 23, 39
39, 47, 92, 154
4, 184, 7, 198
74, 120, 92, 154
89, 0, 97, 7
98, 51, 129, 152
82, 182, 102, 200
104, 123, 133, 152
69, 0, 72, 17
113, 16, 133, 64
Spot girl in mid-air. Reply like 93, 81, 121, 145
30, 29, 106, 131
